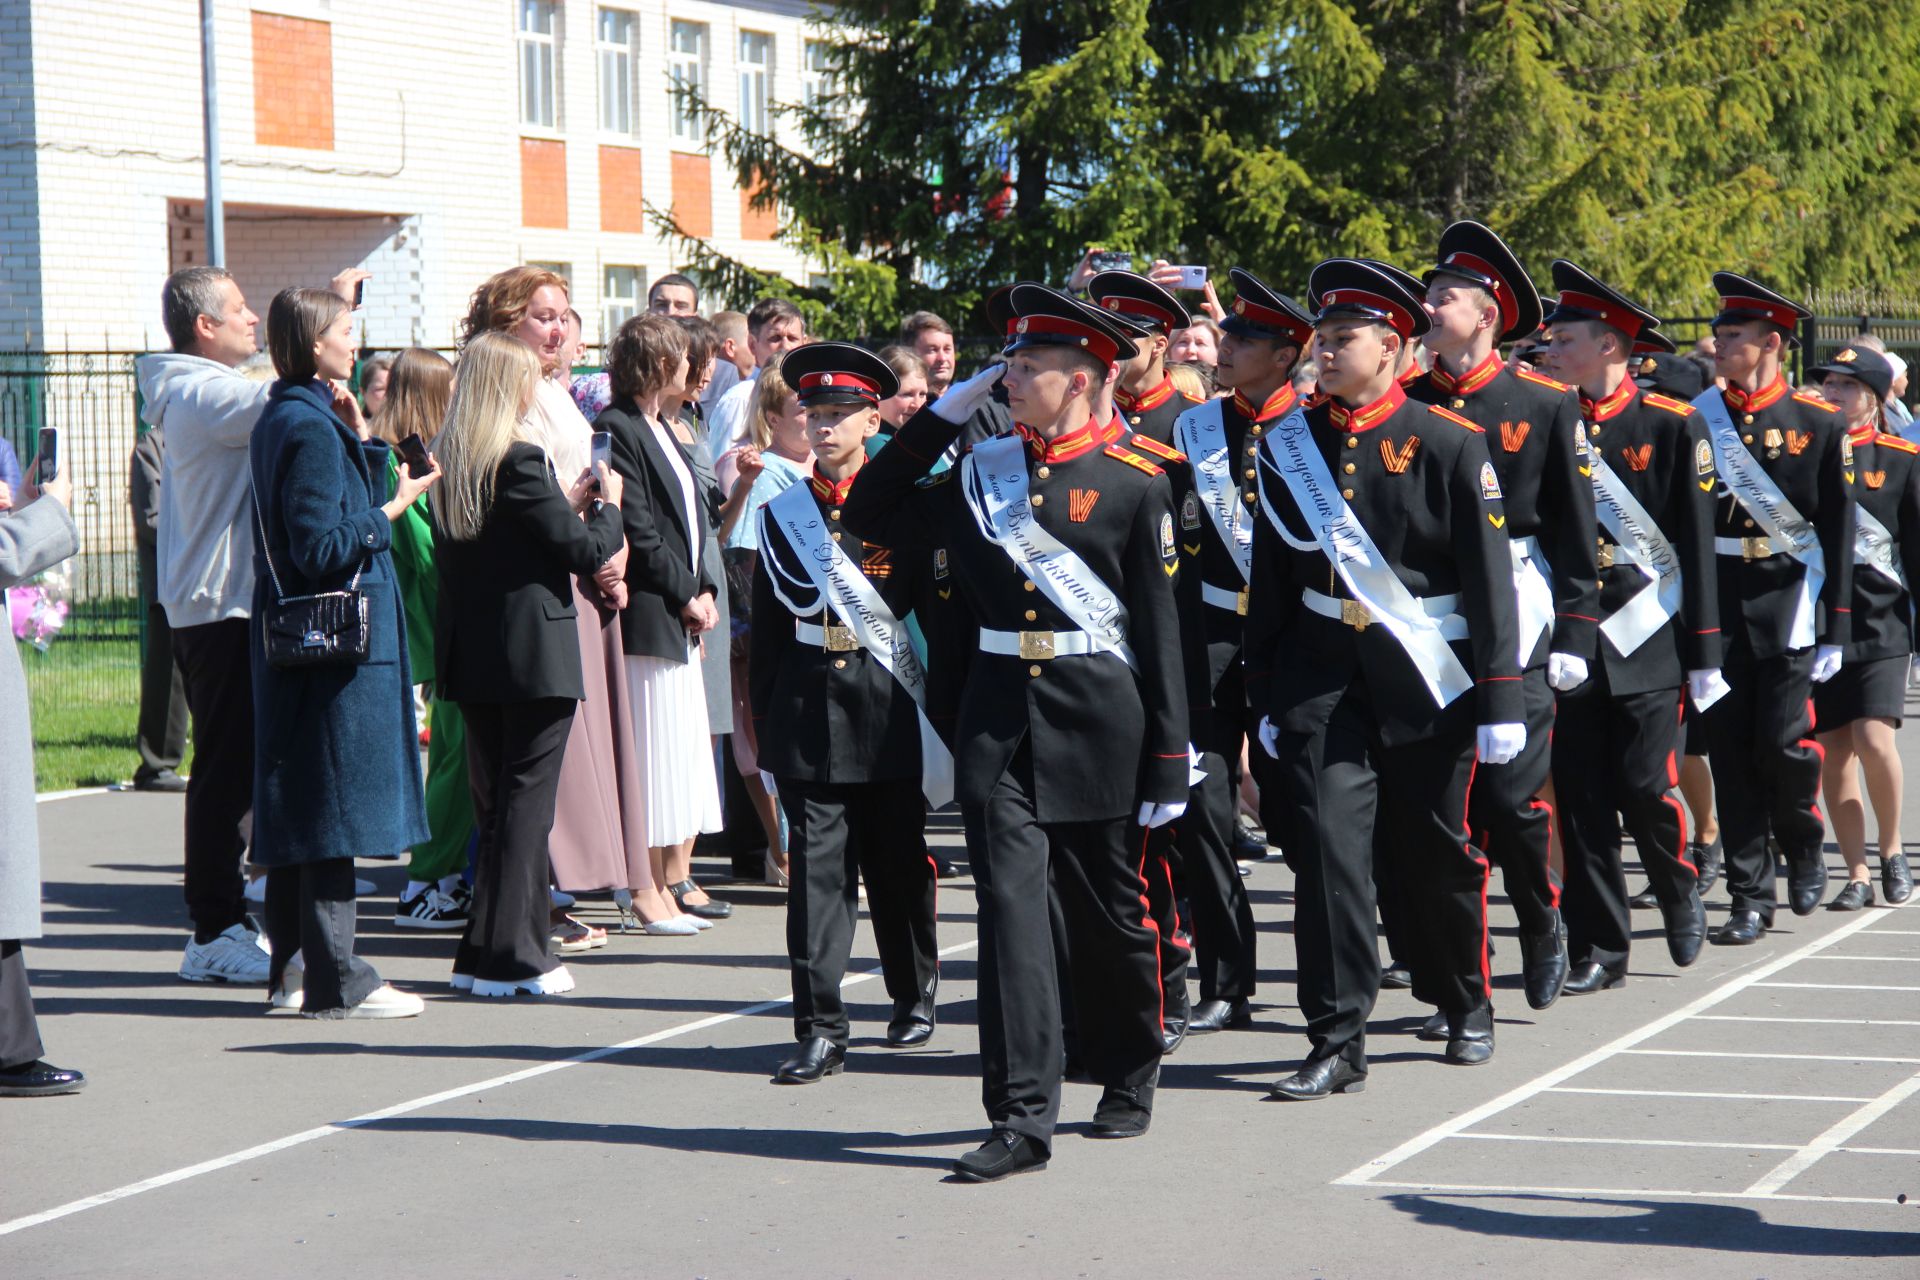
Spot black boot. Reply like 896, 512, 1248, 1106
1089, 1070, 1156, 1139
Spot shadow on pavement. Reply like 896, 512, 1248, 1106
1384, 1193, 1920, 1256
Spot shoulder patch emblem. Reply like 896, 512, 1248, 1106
1793, 391, 1840, 413
1696, 439, 1714, 475
1480, 460, 1503, 501
934, 547, 950, 579
1130, 433, 1186, 464
1180, 489, 1202, 530
1428, 404, 1483, 432
1842, 436, 1854, 467
1159, 512, 1176, 567
1104, 443, 1163, 477
1642, 392, 1693, 417
1516, 367, 1572, 392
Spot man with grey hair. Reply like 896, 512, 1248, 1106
136, 262, 364, 985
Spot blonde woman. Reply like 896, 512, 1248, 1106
433, 332, 625, 996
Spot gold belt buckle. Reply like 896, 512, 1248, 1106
1743, 536, 1773, 561
823, 623, 859, 652
1340, 599, 1372, 631
1236, 588, 1250, 617
1595, 541, 1615, 570
1018, 631, 1056, 660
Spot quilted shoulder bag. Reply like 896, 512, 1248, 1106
254, 494, 370, 669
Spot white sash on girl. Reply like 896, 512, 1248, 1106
1173, 399, 1252, 585
1695, 387, 1825, 648
1257, 412, 1474, 708
960, 432, 1137, 669
761, 486, 954, 808
1587, 451, 1684, 656
1856, 504, 1904, 587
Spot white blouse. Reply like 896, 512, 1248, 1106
647, 414, 701, 575
522, 376, 592, 481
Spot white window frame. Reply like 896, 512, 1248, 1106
603, 265, 644, 336
518, 0, 561, 131
738, 31, 773, 137
668, 20, 708, 147
596, 8, 637, 136
802, 39, 835, 112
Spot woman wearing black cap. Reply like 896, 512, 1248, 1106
1808, 345, 1917, 908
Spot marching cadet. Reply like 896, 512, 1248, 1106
1246, 259, 1525, 1099
1088, 271, 1206, 447
842, 285, 1189, 1181
754, 343, 946, 1085
1406, 222, 1596, 1012
1697, 274, 1856, 944
1804, 345, 1917, 909
1535, 262, 1722, 989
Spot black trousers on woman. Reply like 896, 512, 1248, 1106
0, 941, 46, 1067
456, 698, 576, 983
264, 859, 379, 1015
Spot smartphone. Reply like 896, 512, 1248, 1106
590, 430, 613, 479
396, 431, 431, 478
1170, 265, 1208, 290
352, 278, 365, 308
36, 426, 58, 482
1088, 250, 1132, 274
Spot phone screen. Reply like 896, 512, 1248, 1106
590, 431, 613, 475
397, 432, 431, 478
37, 426, 58, 481
1088, 250, 1132, 274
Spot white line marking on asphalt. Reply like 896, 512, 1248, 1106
1546, 1087, 1876, 1103
1744, 1070, 1920, 1195
1803, 954, 1920, 962
1355, 1180, 1907, 1208
34, 786, 115, 804
1754, 981, 1920, 991
1453, 1133, 1797, 1152
0, 937, 982, 1239
1691, 1015, 1920, 1026
1332, 910, 1889, 1188
1836, 1146, 1920, 1156
1619, 1048, 1920, 1064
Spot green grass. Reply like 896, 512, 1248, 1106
21, 631, 154, 792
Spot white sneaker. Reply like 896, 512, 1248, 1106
268, 975, 302, 1011
470, 966, 575, 998
180, 924, 272, 984
449, 972, 474, 992
339, 984, 425, 1018
394, 888, 469, 930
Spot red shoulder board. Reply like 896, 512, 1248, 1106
1793, 391, 1840, 413
1515, 367, 1572, 392
1426, 403, 1484, 432
1129, 433, 1187, 465
1642, 392, 1694, 416
1874, 432, 1920, 455
1104, 443, 1164, 477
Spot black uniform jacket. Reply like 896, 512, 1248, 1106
435, 442, 624, 704
1244, 381, 1524, 745
840, 405, 1190, 823
1115, 374, 1204, 448
1408, 355, 1600, 667
596, 397, 719, 661
1840, 426, 1920, 662
1576, 378, 1723, 694
1709, 377, 1856, 657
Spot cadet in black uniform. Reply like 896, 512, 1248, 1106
1699, 274, 1856, 944
1407, 222, 1596, 1012
842, 285, 1189, 1181
1805, 345, 1917, 909
1088, 270, 1205, 447
754, 344, 944, 1084
1536, 262, 1723, 988
1247, 259, 1525, 1099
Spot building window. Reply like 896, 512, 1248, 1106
518, 0, 560, 129
739, 32, 772, 136
802, 39, 837, 112
668, 21, 707, 146
604, 265, 644, 334
596, 8, 635, 135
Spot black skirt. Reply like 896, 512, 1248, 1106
1814, 653, 1912, 729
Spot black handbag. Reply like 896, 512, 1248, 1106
254, 493, 370, 669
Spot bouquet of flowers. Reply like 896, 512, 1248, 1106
8, 561, 71, 651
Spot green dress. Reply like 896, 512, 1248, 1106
386, 452, 473, 882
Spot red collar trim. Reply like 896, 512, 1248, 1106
1429, 351, 1504, 398
1017, 418, 1105, 463
1116, 376, 1175, 413
1579, 377, 1637, 423
808, 468, 861, 506
1230, 381, 1297, 423
1849, 422, 1878, 446
1328, 381, 1405, 433
1723, 376, 1788, 413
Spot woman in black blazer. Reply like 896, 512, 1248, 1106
433, 332, 625, 998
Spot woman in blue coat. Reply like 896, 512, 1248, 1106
249, 287, 439, 1018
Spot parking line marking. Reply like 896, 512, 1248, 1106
1619, 1048, 1920, 1064
1546, 1087, 1876, 1102
1454, 1133, 1796, 1152
1753, 981, 1920, 991
1744, 1070, 1920, 1195
1356, 1180, 1907, 1208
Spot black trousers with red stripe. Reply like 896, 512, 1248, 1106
1467, 664, 1561, 942
1551, 670, 1693, 970
1703, 647, 1822, 925
1141, 823, 1192, 1028
963, 739, 1164, 1150
1267, 680, 1489, 1067
1181, 701, 1259, 1003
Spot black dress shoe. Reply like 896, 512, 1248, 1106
1232, 825, 1269, 863
1187, 997, 1252, 1034
772, 1037, 845, 1084
1694, 837, 1724, 896
0, 1059, 86, 1097
887, 978, 939, 1046
1785, 849, 1826, 917
1883, 853, 1913, 905
1711, 910, 1767, 946
1520, 913, 1570, 1010
1660, 889, 1707, 967
1563, 961, 1627, 994
1269, 1053, 1367, 1100
133, 770, 188, 793
1827, 880, 1874, 912
668, 879, 733, 919
1628, 885, 1658, 909
1089, 1074, 1155, 1139
934, 856, 961, 879
1416, 1009, 1449, 1042
1444, 1005, 1494, 1065
1379, 964, 1413, 990
951, 1129, 1049, 1181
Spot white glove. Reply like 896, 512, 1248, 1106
1688, 668, 1731, 712
1257, 715, 1280, 760
1137, 800, 1188, 829
1811, 644, 1843, 684
1546, 652, 1590, 692
929, 361, 1005, 424
1476, 722, 1527, 766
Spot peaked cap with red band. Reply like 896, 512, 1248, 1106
1221, 267, 1314, 348
1425, 220, 1542, 343
1001, 283, 1139, 365
1632, 328, 1678, 356
1543, 259, 1662, 343
1308, 258, 1432, 339
1088, 270, 1192, 338
1711, 271, 1811, 348
779, 341, 899, 408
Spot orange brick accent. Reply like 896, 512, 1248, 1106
251, 13, 334, 149
599, 146, 644, 234
521, 138, 569, 229
671, 153, 713, 239
740, 171, 779, 241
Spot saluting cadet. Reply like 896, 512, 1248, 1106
1406, 222, 1596, 1013
1246, 259, 1525, 1099
1536, 262, 1723, 990
1697, 274, 1856, 944
1805, 345, 1916, 909
1088, 271, 1206, 447
754, 344, 946, 1085
841, 285, 1189, 1181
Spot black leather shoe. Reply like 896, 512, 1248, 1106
1379, 964, 1412, 990
1711, 910, 1767, 946
1563, 961, 1627, 994
1089, 1074, 1155, 1139
934, 856, 961, 879
1520, 913, 1570, 1009
133, 770, 188, 793
1416, 1009, 1449, 1042
1269, 1053, 1367, 1100
951, 1130, 1049, 1182
668, 879, 732, 919
1786, 850, 1826, 917
1660, 889, 1707, 968
773, 1037, 844, 1084
1629, 885, 1658, 909
1694, 837, 1724, 896
1233, 824, 1269, 864
1187, 997, 1252, 1034
1883, 853, 1913, 905
1827, 880, 1874, 912
0, 1059, 86, 1097
888, 977, 938, 1046
1444, 1005, 1494, 1065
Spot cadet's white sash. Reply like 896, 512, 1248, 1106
1587, 451, 1684, 656
762, 486, 954, 808
1511, 536, 1555, 667
960, 432, 1137, 669
1257, 412, 1474, 708
1174, 398, 1252, 586
1856, 504, 1904, 587
1694, 387, 1825, 648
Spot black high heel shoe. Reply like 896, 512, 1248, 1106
668, 879, 732, 919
